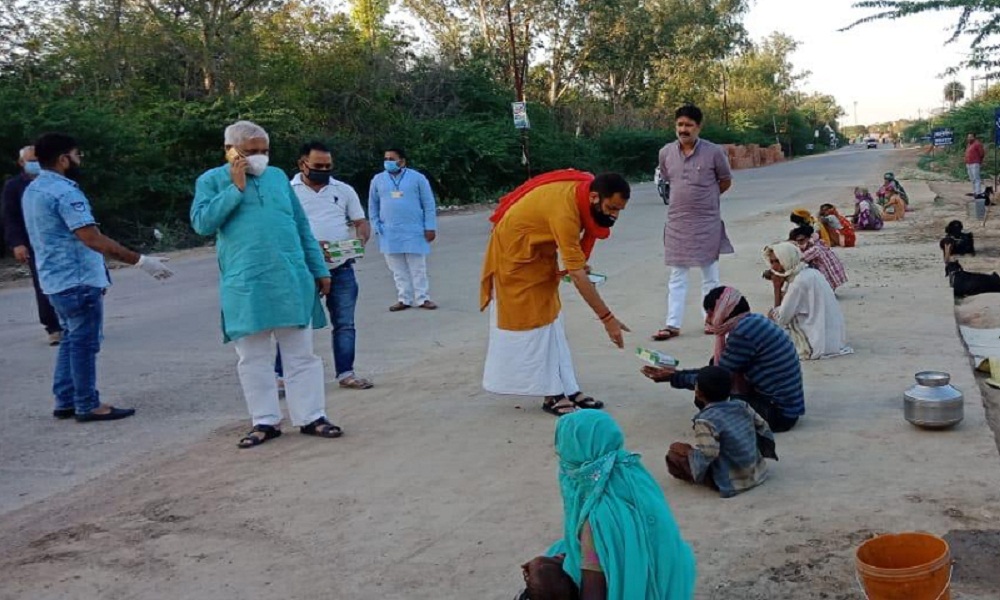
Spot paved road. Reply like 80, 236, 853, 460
0, 145, 910, 514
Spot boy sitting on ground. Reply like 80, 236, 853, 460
666, 366, 777, 498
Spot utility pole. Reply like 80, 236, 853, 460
853, 100, 858, 128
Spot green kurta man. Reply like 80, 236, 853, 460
191, 120, 344, 448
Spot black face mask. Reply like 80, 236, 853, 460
591, 202, 617, 228
306, 169, 332, 185
65, 161, 82, 182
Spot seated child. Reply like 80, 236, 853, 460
667, 366, 777, 498
940, 220, 975, 265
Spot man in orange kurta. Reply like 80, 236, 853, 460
480, 171, 630, 416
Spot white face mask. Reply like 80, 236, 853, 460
246, 155, 269, 176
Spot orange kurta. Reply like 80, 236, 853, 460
480, 181, 588, 331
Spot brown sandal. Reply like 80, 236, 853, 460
339, 376, 373, 390
389, 302, 411, 312
651, 327, 680, 341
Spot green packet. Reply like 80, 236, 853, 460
562, 272, 607, 286
636, 347, 679, 367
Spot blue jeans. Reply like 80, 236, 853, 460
47, 285, 104, 415
276, 261, 359, 379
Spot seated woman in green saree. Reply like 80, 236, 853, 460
518, 411, 696, 600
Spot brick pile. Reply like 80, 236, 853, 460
722, 144, 785, 170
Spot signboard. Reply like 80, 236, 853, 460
511, 101, 530, 130
931, 128, 954, 147
994, 107, 1000, 145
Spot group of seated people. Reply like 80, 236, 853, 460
517, 286, 806, 599
850, 172, 910, 232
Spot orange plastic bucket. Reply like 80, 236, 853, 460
855, 532, 952, 600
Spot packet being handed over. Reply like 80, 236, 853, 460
562, 272, 607, 286
635, 347, 680, 367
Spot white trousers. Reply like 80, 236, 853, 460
968, 163, 982, 195
384, 253, 430, 305
666, 261, 720, 329
483, 305, 580, 397
233, 326, 326, 427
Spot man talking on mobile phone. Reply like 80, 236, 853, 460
191, 120, 342, 449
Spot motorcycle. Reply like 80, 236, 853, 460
655, 166, 670, 205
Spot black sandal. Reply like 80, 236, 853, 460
569, 392, 604, 410
542, 395, 577, 417
238, 424, 282, 449
300, 417, 343, 438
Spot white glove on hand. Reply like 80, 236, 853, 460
136, 255, 173, 280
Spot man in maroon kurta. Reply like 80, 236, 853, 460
654, 104, 734, 341
965, 133, 985, 197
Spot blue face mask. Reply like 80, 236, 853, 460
384, 160, 402, 174
24, 161, 41, 176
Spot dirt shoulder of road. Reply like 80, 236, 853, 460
2, 149, 999, 600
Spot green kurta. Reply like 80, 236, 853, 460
191, 165, 328, 342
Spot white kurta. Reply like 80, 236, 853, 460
482, 302, 580, 397
774, 268, 853, 360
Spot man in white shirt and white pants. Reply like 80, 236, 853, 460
276, 141, 374, 390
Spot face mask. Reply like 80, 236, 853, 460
384, 160, 402, 174
246, 155, 269, 176
24, 161, 40, 176
65, 160, 82, 182
591, 202, 617, 228
306, 169, 332, 185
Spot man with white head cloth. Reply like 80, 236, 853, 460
191, 120, 343, 448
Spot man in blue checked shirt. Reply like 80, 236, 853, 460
23, 133, 173, 423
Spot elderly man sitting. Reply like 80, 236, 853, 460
191, 120, 342, 448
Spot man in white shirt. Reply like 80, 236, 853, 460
276, 142, 374, 390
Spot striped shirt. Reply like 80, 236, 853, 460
670, 313, 804, 418
801, 241, 846, 291
689, 399, 773, 498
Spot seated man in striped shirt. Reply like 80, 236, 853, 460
642, 286, 804, 432
666, 366, 777, 498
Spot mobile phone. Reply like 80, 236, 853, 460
225, 147, 243, 164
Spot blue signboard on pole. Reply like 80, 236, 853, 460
994, 107, 1000, 145
931, 128, 954, 147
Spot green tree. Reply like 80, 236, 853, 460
944, 80, 966, 108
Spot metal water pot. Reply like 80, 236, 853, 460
904, 371, 964, 429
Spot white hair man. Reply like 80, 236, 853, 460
191, 120, 343, 448
2, 145, 62, 344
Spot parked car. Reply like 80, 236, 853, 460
654, 166, 670, 205
866, 139, 878, 149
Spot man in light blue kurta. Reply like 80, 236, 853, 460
368, 147, 438, 311
191, 120, 343, 448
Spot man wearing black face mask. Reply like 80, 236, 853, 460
480, 170, 630, 417
280, 141, 374, 390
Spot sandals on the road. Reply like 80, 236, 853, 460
542, 392, 605, 416
389, 302, 411, 312
300, 417, 343, 438
542, 395, 577, 417
238, 424, 282, 449
651, 327, 681, 341
568, 392, 604, 410
339, 376, 374, 390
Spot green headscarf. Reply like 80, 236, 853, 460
547, 411, 696, 600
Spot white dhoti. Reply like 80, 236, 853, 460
483, 303, 580, 397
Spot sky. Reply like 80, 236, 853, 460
744, 0, 978, 125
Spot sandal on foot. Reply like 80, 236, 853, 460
651, 327, 680, 341
419, 301, 438, 310
542, 395, 577, 417
389, 302, 411, 312
238, 424, 282, 449
568, 392, 604, 410
300, 417, 343, 438
53, 408, 75, 420
339, 376, 374, 390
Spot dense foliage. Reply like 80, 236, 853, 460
0, 0, 844, 249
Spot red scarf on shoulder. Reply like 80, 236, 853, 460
489, 169, 610, 259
